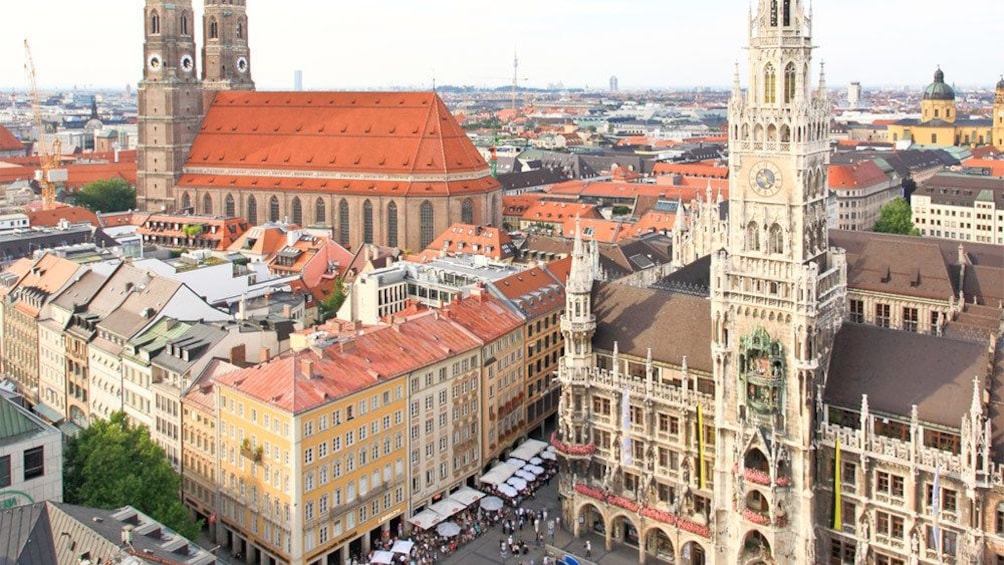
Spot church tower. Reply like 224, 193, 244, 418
558, 220, 597, 445
993, 76, 1004, 151
137, 0, 204, 211
710, 0, 846, 561
202, 0, 255, 99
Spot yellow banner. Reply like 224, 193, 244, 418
697, 404, 705, 490
833, 437, 842, 530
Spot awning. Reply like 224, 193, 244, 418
33, 403, 64, 424
429, 498, 465, 518
479, 462, 519, 485
391, 540, 414, 554
408, 509, 446, 530
448, 486, 485, 507
369, 550, 395, 564
510, 438, 548, 461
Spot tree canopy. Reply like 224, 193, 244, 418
64, 412, 201, 540
873, 197, 919, 236
73, 178, 136, 213
318, 278, 347, 322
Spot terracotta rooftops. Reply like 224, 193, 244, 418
26, 205, 100, 228
420, 223, 516, 261
218, 311, 481, 414
0, 125, 23, 152
828, 160, 890, 189
180, 91, 499, 196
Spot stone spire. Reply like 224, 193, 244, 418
567, 215, 594, 295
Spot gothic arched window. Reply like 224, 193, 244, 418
315, 198, 326, 226
363, 200, 374, 244
769, 0, 778, 26
150, 11, 160, 35
387, 201, 399, 247
237, 21, 244, 40
291, 196, 302, 226
784, 62, 796, 103
780, 125, 791, 143
783, 0, 792, 26
209, 18, 219, 40
181, 192, 192, 210
225, 194, 235, 217
461, 198, 474, 224
269, 196, 280, 223
202, 194, 213, 215
764, 64, 777, 104
181, 13, 189, 36
247, 195, 258, 224
338, 199, 350, 245
420, 201, 435, 249
768, 223, 784, 254
747, 221, 760, 251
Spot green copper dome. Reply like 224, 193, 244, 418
923, 67, 955, 101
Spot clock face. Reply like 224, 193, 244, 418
750, 161, 782, 197
180, 55, 194, 73
148, 54, 162, 71
236, 56, 249, 74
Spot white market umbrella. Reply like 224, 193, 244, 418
540, 451, 557, 461
498, 484, 519, 498
506, 457, 526, 467
436, 521, 461, 538
408, 509, 446, 530
391, 540, 414, 554
529, 457, 543, 465
449, 486, 485, 506
429, 499, 465, 518
370, 550, 395, 564
515, 469, 536, 481
506, 476, 528, 491
527, 464, 545, 475
480, 496, 504, 511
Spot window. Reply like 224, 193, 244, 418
23, 447, 44, 480
387, 201, 399, 247
236, 20, 244, 40
849, 299, 864, 323
315, 198, 326, 226
829, 537, 856, 564
420, 201, 435, 249
338, 199, 350, 245
768, 223, 784, 254
150, 11, 160, 35
0, 455, 10, 488
783, 62, 796, 103
181, 192, 192, 211
902, 307, 918, 332
269, 196, 280, 223
747, 221, 760, 251
225, 194, 236, 217
763, 64, 777, 104
363, 200, 374, 244
181, 13, 189, 35
875, 510, 904, 542
202, 194, 213, 215
291, 197, 302, 226
247, 195, 258, 225
875, 303, 890, 328
461, 199, 474, 224
876, 471, 904, 499
209, 17, 219, 40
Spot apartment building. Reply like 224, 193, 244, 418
911, 172, 1004, 244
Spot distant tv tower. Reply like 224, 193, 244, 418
511, 48, 519, 113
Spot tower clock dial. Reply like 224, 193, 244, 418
236, 57, 249, 74
180, 55, 194, 73
750, 161, 782, 197
147, 54, 162, 71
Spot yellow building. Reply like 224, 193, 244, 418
887, 67, 994, 147
994, 76, 1004, 150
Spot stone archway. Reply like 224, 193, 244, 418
739, 530, 773, 564
607, 513, 640, 548
574, 501, 605, 537
643, 525, 676, 563
679, 540, 707, 565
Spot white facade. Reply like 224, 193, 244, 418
0, 395, 63, 508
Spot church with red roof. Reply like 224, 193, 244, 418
137, 1, 501, 253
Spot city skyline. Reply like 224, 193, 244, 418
2, 0, 1002, 92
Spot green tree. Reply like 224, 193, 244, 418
74, 178, 136, 213
64, 412, 201, 540
318, 277, 347, 322
873, 197, 920, 235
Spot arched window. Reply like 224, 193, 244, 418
764, 64, 777, 104
181, 13, 189, 35
150, 11, 160, 35
784, 62, 796, 103
338, 199, 350, 245
236, 21, 244, 40
315, 198, 326, 225
747, 221, 760, 251
209, 18, 219, 40
768, 223, 784, 254
767, 124, 777, 142
782, 0, 792, 26
769, 0, 778, 26
290, 196, 302, 226
225, 194, 235, 217
420, 201, 435, 249
780, 125, 791, 142
202, 194, 213, 215
269, 196, 280, 223
753, 124, 764, 142
461, 198, 474, 224
362, 200, 374, 244
387, 201, 399, 247
181, 192, 192, 210
246, 195, 258, 224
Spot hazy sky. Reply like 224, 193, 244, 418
4, 0, 1001, 92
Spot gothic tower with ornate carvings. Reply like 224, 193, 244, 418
993, 76, 1004, 151
710, 0, 847, 562
202, 0, 255, 100
137, 0, 204, 211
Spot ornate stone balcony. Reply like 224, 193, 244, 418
551, 431, 595, 459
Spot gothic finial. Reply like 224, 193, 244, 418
817, 61, 828, 100
971, 377, 982, 417
733, 62, 741, 96
673, 198, 686, 233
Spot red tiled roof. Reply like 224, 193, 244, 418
442, 291, 523, 342
0, 125, 23, 152
180, 91, 498, 197
619, 211, 678, 240
828, 160, 890, 189
560, 218, 625, 244
26, 204, 100, 228
503, 193, 546, 216
420, 223, 515, 261
961, 158, 1004, 177
521, 201, 601, 223
491, 266, 564, 319
138, 214, 249, 251
546, 256, 572, 285
652, 162, 729, 178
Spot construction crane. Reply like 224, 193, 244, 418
24, 39, 66, 210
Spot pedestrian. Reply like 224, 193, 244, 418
555, 516, 561, 530
585, 540, 592, 558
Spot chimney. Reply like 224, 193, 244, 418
229, 344, 246, 366
300, 358, 314, 378
259, 347, 271, 363
237, 295, 247, 321
340, 340, 356, 354
282, 304, 292, 318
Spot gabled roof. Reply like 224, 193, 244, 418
26, 205, 100, 228
442, 291, 524, 342
420, 223, 516, 261
828, 160, 891, 189
0, 125, 23, 153
490, 266, 564, 319
180, 91, 499, 197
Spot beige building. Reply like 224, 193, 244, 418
911, 172, 1004, 245
829, 159, 901, 231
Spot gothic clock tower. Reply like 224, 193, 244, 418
137, 0, 204, 212
710, 0, 846, 562
202, 0, 255, 100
